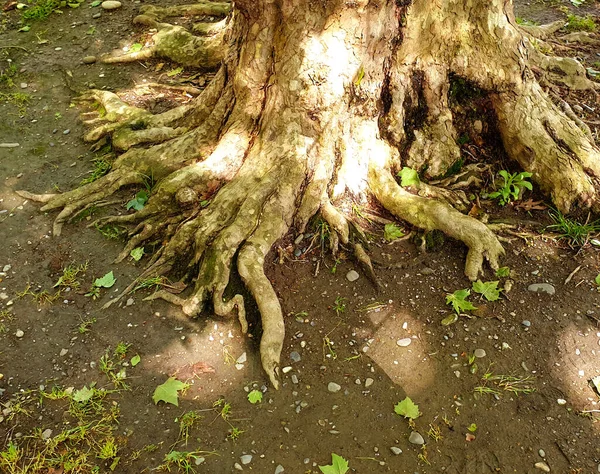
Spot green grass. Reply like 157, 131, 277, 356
20, 0, 62, 23
565, 13, 597, 32
545, 209, 600, 247
0, 92, 31, 115
81, 156, 112, 185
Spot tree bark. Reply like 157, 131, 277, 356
19, 0, 600, 387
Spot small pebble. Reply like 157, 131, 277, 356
290, 351, 301, 363
15, 330, 24, 338
92, 12, 102, 18
63, 129, 70, 135
294, 249, 302, 257
20, 82, 27, 89
364, 378, 374, 388
474, 348, 486, 358
390, 447, 402, 455
41, 429, 52, 439
328, 382, 341, 393
538, 449, 545, 458
234, 463, 243, 471
534, 461, 550, 472
397, 338, 411, 347
59, 349, 68, 357
274, 465, 284, 474
195, 457, 205, 465
82, 56, 97, 64
240, 454, 252, 465
291, 375, 298, 384
346, 270, 359, 282
557, 398, 567, 405
101, 0, 122, 10
282, 366, 292, 374
522, 320, 531, 327
126, 298, 134, 306
236, 352, 247, 364
408, 431, 425, 445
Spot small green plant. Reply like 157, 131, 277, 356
489, 170, 532, 206
394, 396, 420, 420
94, 223, 126, 240
495, 266, 510, 278
227, 426, 244, 441
81, 157, 112, 185
397, 167, 420, 187
177, 411, 204, 445
0, 92, 31, 115
133, 276, 167, 293
247, 390, 263, 404
77, 316, 96, 334
545, 209, 600, 247
158, 450, 216, 474
20, 0, 62, 22
54, 262, 88, 290
475, 372, 535, 397
565, 13, 596, 32
595, 274, 600, 291
332, 296, 346, 315
126, 190, 149, 211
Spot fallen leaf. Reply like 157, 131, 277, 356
515, 199, 546, 211
152, 377, 189, 406
174, 361, 215, 379
465, 433, 476, 442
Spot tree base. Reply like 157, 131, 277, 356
19, 0, 600, 387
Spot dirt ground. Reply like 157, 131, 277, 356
1, 1, 600, 473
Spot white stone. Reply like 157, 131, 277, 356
364, 378, 374, 388
534, 461, 550, 472
474, 349, 486, 358
274, 465, 284, 474
328, 382, 341, 393
408, 431, 425, 445
59, 349, 68, 357
390, 447, 402, 455
346, 270, 359, 282
397, 338, 411, 347
101, 0, 121, 9
282, 366, 292, 374
15, 330, 24, 338
240, 454, 252, 465
236, 352, 247, 364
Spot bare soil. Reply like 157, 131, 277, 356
1, 1, 600, 473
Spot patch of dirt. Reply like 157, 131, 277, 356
1, 1, 600, 473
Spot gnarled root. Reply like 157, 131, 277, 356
369, 164, 503, 281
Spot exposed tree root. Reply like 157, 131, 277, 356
20, 0, 600, 388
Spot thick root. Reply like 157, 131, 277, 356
369, 165, 503, 280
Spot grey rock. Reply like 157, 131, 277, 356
364, 378, 374, 388
408, 431, 425, 445
240, 454, 252, 465
274, 465, 285, 474
538, 449, 545, 458
236, 352, 247, 364
294, 249, 302, 257
41, 429, 53, 440
234, 463, 243, 471
346, 270, 359, 282
294, 234, 304, 244
522, 320, 531, 327
126, 298, 134, 306
473, 120, 483, 134
397, 338, 411, 347
92, 12, 102, 18
195, 457, 205, 465
527, 283, 555, 295
63, 129, 70, 135
59, 349, 68, 357
290, 351, 301, 363
474, 348, 486, 358
328, 382, 341, 393
390, 446, 402, 455
291, 374, 298, 384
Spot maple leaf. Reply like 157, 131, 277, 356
152, 377, 190, 406
319, 453, 349, 474
394, 397, 420, 420
446, 289, 477, 314
472, 280, 501, 302
247, 390, 263, 404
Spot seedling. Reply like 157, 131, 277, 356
94, 223, 126, 240
565, 13, 596, 32
126, 190, 149, 211
495, 266, 510, 278
247, 390, 263, 404
475, 372, 536, 397
177, 411, 204, 445
488, 170, 532, 206
332, 296, 346, 315
158, 450, 217, 474
77, 316, 96, 334
54, 262, 88, 290
427, 424, 442, 441
16, 284, 61, 304
81, 156, 112, 185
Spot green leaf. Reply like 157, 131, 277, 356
126, 191, 149, 211
398, 167, 420, 187
247, 390, 263, 404
73, 386, 94, 403
495, 266, 510, 278
467, 423, 477, 433
68, 2, 80, 8
90, 0, 101, 6
166, 67, 184, 77
446, 289, 477, 314
394, 396, 420, 420
472, 280, 501, 302
130, 43, 143, 53
152, 377, 189, 406
130, 354, 141, 367
594, 274, 600, 286
19, 25, 31, 32
130, 247, 144, 261
384, 223, 404, 242
319, 453, 349, 474
94, 271, 116, 288
354, 65, 365, 87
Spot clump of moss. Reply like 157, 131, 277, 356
21, 0, 62, 23
565, 13, 597, 32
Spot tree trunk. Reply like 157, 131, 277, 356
19, 0, 600, 387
